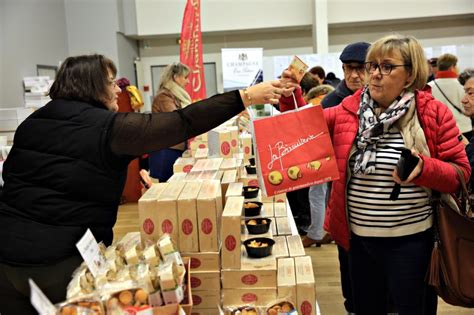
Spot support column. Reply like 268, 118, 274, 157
312, 0, 329, 54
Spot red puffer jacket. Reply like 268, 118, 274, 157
281, 89, 471, 250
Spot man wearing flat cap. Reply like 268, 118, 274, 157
321, 42, 371, 109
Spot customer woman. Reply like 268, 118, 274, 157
459, 68, 474, 188
282, 35, 470, 314
149, 62, 192, 181
0, 54, 288, 314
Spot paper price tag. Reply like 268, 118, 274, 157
29, 279, 56, 315
75, 229, 105, 277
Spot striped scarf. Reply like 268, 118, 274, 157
353, 86, 415, 174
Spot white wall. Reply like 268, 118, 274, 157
117, 32, 139, 85
138, 16, 474, 98
64, 0, 120, 62
0, 0, 68, 109
132, 0, 473, 37
64, 0, 138, 85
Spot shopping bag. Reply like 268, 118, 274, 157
250, 102, 339, 197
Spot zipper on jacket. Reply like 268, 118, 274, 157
345, 145, 358, 237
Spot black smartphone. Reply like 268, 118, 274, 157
397, 148, 419, 181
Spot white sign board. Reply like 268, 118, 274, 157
222, 48, 263, 92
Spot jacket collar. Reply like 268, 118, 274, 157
341, 88, 363, 115
435, 70, 458, 79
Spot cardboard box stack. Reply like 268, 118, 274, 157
135, 115, 320, 313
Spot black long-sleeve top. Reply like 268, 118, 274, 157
110, 90, 244, 156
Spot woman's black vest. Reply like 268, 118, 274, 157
0, 99, 129, 265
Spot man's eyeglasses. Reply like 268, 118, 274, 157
343, 64, 365, 74
365, 62, 411, 75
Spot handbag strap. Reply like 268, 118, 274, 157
433, 80, 464, 114
432, 163, 472, 217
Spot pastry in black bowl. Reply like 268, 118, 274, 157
243, 186, 259, 199
243, 201, 262, 217
246, 218, 271, 234
243, 237, 275, 258
245, 164, 257, 174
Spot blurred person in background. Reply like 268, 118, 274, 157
149, 62, 192, 182
325, 72, 341, 88
0, 54, 288, 315
428, 53, 472, 139
427, 57, 438, 82
309, 66, 327, 85
305, 84, 335, 106
322, 42, 371, 109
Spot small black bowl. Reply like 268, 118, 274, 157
243, 237, 275, 258
243, 201, 262, 217
245, 218, 271, 234
249, 157, 256, 166
243, 186, 259, 199
245, 164, 257, 174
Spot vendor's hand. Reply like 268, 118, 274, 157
240, 80, 290, 106
392, 149, 424, 184
280, 69, 300, 97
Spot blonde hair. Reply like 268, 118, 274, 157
366, 34, 428, 91
159, 62, 190, 89
437, 53, 457, 71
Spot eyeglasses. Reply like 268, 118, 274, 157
343, 64, 365, 74
108, 79, 118, 87
365, 62, 411, 75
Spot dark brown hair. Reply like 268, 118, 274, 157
49, 54, 117, 104
300, 72, 319, 95
309, 66, 325, 80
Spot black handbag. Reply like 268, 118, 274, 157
427, 165, 474, 307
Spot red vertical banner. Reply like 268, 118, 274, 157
180, 0, 207, 102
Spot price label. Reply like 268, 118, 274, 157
75, 229, 105, 277
29, 279, 56, 315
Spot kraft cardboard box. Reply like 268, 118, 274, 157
177, 181, 203, 252
191, 289, 221, 309
276, 217, 292, 236
156, 182, 186, 245
190, 308, 221, 315
274, 193, 287, 203
138, 183, 169, 244
227, 126, 240, 154
225, 182, 243, 204
222, 288, 277, 307
194, 147, 209, 160
240, 173, 259, 188
221, 247, 277, 289
191, 159, 209, 172
173, 157, 196, 174
221, 196, 244, 269
220, 169, 237, 205
189, 138, 208, 151
295, 256, 316, 315
277, 257, 297, 304
220, 158, 237, 171
287, 235, 306, 257
167, 172, 188, 182
197, 180, 223, 252
239, 133, 252, 163
181, 252, 220, 272
189, 270, 220, 291
273, 202, 287, 217
208, 128, 232, 158
273, 235, 289, 258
